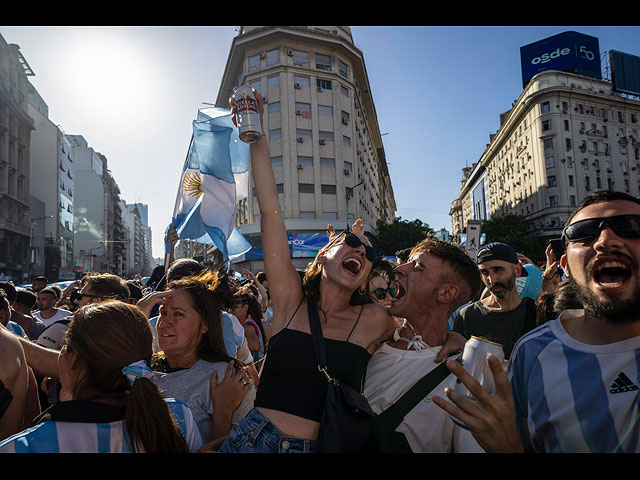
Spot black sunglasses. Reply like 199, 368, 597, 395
342, 232, 380, 263
372, 284, 398, 300
562, 214, 640, 244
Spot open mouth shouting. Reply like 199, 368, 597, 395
590, 256, 634, 291
342, 257, 362, 276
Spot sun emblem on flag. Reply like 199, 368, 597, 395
183, 171, 203, 198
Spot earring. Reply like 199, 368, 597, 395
358, 285, 367, 295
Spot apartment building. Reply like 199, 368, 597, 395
215, 26, 396, 270
451, 68, 640, 245
0, 36, 34, 282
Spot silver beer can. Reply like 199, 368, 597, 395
233, 86, 262, 143
450, 336, 505, 400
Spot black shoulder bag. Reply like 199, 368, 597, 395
308, 299, 455, 453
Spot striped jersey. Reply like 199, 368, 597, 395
508, 311, 640, 453
0, 397, 204, 453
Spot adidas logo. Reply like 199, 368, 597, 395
609, 372, 639, 394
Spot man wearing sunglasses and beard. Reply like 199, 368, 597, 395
434, 190, 640, 453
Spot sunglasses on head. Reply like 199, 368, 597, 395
562, 214, 640, 244
372, 284, 398, 300
341, 232, 380, 263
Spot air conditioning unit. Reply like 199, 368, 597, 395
294, 83, 301, 89
319, 139, 326, 145
317, 87, 323, 92
344, 169, 351, 175
260, 53, 265, 59
342, 118, 349, 125
287, 50, 293, 56
297, 137, 304, 143
295, 110, 302, 115
297, 164, 304, 169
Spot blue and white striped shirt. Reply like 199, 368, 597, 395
0, 397, 204, 453
508, 312, 640, 453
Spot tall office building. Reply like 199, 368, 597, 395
451, 31, 640, 248
0, 36, 34, 282
215, 26, 396, 270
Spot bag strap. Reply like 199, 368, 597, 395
307, 297, 331, 379
376, 355, 460, 430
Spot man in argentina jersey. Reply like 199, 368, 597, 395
435, 191, 640, 453
0, 397, 204, 453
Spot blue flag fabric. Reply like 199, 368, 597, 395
166, 107, 251, 261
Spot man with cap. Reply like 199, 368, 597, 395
452, 242, 537, 360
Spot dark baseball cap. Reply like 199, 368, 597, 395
477, 242, 528, 276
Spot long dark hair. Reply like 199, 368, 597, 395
63, 301, 188, 453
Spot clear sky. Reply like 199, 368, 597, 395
2, 25, 640, 260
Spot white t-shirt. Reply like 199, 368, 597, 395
364, 343, 484, 453
33, 308, 72, 328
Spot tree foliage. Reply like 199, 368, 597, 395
480, 213, 545, 261
373, 217, 432, 257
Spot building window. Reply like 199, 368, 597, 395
249, 79, 261, 91
270, 156, 283, 167
318, 105, 333, 116
276, 183, 284, 194
297, 156, 313, 167
299, 183, 315, 194
344, 161, 353, 172
269, 128, 282, 140
543, 138, 553, 150
343, 136, 351, 147
295, 102, 311, 117
570, 195, 576, 206
322, 212, 338, 220
338, 60, 349, 78
267, 75, 280, 86
299, 211, 316, 219
565, 138, 572, 149
564, 120, 570, 131
541, 101, 550, 113
249, 54, 261, 71
569, 175, 574, 186
319, 131, 334, 143
547, 175, 557, 187
294, 75, 310, 87
296, 129, 312, 140
585, 176, 591, 191
542, 120, 551, 131
341, 85, 349, 97
596, 177, 602, 189
292, 50, 308, 66
266, 49, 279, 67
545, 156, 555, 169
321, 184, 337, 194
316, 54, 331, 71
317, 79, 332, 90
320, 157, 335, 168
549, 195, 558, 207
268, 101, 280, 113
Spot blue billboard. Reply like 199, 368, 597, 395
290, 233, 330, 258
520, 31, 601, 87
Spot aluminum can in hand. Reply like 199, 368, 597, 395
233, 86, 262, 143
451, 336, 504, 399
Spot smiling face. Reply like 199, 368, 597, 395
157, 288, 207, 365
561, 199, 640, 324
318, 233, 374, 290
369, 275, 392, 309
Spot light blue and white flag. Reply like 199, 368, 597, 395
166, 107, 251, 261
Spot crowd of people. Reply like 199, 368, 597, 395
1, 89, 639, 454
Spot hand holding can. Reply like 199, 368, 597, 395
450, 336, 505, 399
231, 86, 263, 143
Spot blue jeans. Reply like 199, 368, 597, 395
219, 408, 317, 453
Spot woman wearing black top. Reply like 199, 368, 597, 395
219, 90, 397, 453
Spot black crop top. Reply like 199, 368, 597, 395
254, 302, 371, 422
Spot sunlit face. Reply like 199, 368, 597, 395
229, 301, 248, 322
36, 292, 57, 311
391, 251, 445, 319
561, 200, 640, 323
157, 289, 207, 361
319, 233, 375, 289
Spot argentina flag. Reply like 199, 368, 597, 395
166, 107, 251, 261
